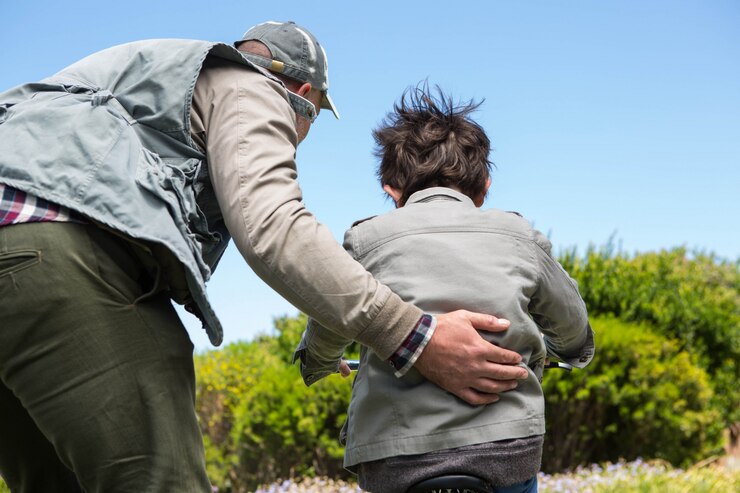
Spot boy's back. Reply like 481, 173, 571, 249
342, 187, 591, 472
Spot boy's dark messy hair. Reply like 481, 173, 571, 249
373, 82, 492, 206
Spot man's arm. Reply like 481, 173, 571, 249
192, 59, 526, 403
194, 59, 419, 356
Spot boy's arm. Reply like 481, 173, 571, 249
529, 230, 595, 368
293, 317, 353, 386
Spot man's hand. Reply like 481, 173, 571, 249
414, 310, 528, 405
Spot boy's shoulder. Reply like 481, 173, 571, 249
482, 209, 552, 252
351, 215, 378, 228
479, 207, 531, 230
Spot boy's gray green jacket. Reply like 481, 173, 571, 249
0, 40, 317, 345
297, 188, 595, 467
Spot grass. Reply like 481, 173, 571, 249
536, 458, 739, 493
250, 459, 739, 493
1, 459, 737, 492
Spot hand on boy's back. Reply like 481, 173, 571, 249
414, 310, 529, 406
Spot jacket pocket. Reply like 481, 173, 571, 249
135, 151, 216, 278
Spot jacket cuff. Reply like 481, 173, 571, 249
293, 336, 342, 387
353, 293, 424, 360
544, 324, 595, 369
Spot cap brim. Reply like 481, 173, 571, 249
321, 92, 340, 120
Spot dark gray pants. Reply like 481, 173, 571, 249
357, 436, 543, 493
0, 222, 211, 492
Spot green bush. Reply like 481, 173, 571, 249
542, 316, 722, 472
195, 315, 354, 493
558, 246, 739, 426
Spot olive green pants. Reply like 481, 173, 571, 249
0, 223, 211, 492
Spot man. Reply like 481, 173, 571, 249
0, 21, 526, 492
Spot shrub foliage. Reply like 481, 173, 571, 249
559, 245, 739, 425
195, 315, 355, 492
541, 316, 720, 471
194, 246, 738, 489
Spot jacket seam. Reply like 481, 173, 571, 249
354, 227, 533, 260
346, 415, 545, 451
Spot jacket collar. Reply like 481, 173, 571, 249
406, 187, 475, 207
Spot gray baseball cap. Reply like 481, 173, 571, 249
235, 21, 340, 119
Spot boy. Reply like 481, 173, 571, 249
294, 86, 594, 493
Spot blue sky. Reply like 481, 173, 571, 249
3, 1, 738, 350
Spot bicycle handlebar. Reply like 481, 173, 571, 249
343, 359, 572, 372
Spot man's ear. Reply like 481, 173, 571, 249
382, 184, 404, 207
296, 82, 312, 98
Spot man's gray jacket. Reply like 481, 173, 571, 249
298, 187, 594, 467
0, 39, 424, 349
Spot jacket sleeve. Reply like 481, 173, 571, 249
528, 229, 595, 368
293, 317, 353, 386
191, 58, 422, 358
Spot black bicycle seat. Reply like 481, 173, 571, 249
406, 474, 494, 493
